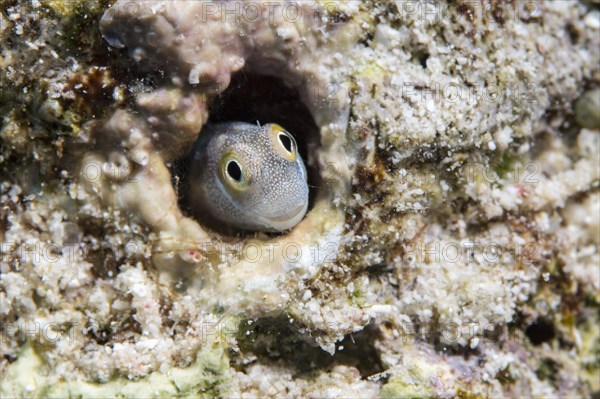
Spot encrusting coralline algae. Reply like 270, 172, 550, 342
0, 0, 598, 397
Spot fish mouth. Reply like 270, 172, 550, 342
265, 203, 307, 224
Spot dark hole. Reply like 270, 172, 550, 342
233, 317, 384, 378
419, 52, 429, 68
279, 133, 293, 153
535, 357, 559, 382
226, 160, 242, 182
525, 318, 555, 345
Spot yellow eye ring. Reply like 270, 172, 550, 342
220, 153, 248, 190
268, 124, 297, 162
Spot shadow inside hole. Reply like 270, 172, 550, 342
233, 316, 385, 378
174, 72, 322, 236
525, 318, 555, 345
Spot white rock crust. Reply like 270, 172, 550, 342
0, 0, 598, 397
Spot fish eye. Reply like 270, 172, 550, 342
278, 133, 293, 153
220, 153, 248, 190
226, 160, 242, 182
269, 124, 297, 162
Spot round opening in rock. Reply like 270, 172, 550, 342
175, 73, 322, 235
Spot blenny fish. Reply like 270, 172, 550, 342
187, 122, 309, 232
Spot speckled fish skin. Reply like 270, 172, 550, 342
188, 122, 309, 232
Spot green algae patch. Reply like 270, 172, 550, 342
381, 376, 434, 398
380, 357, 485, 399
0, 343, 46, 398
380, 361, 439, 399
40, 0, 110, 19
579, 311, 600, 392
575, 88, 600, 130
40, 0, 112, 59
1, 341, 232, 399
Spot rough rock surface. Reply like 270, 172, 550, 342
1, 0, 598, 397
